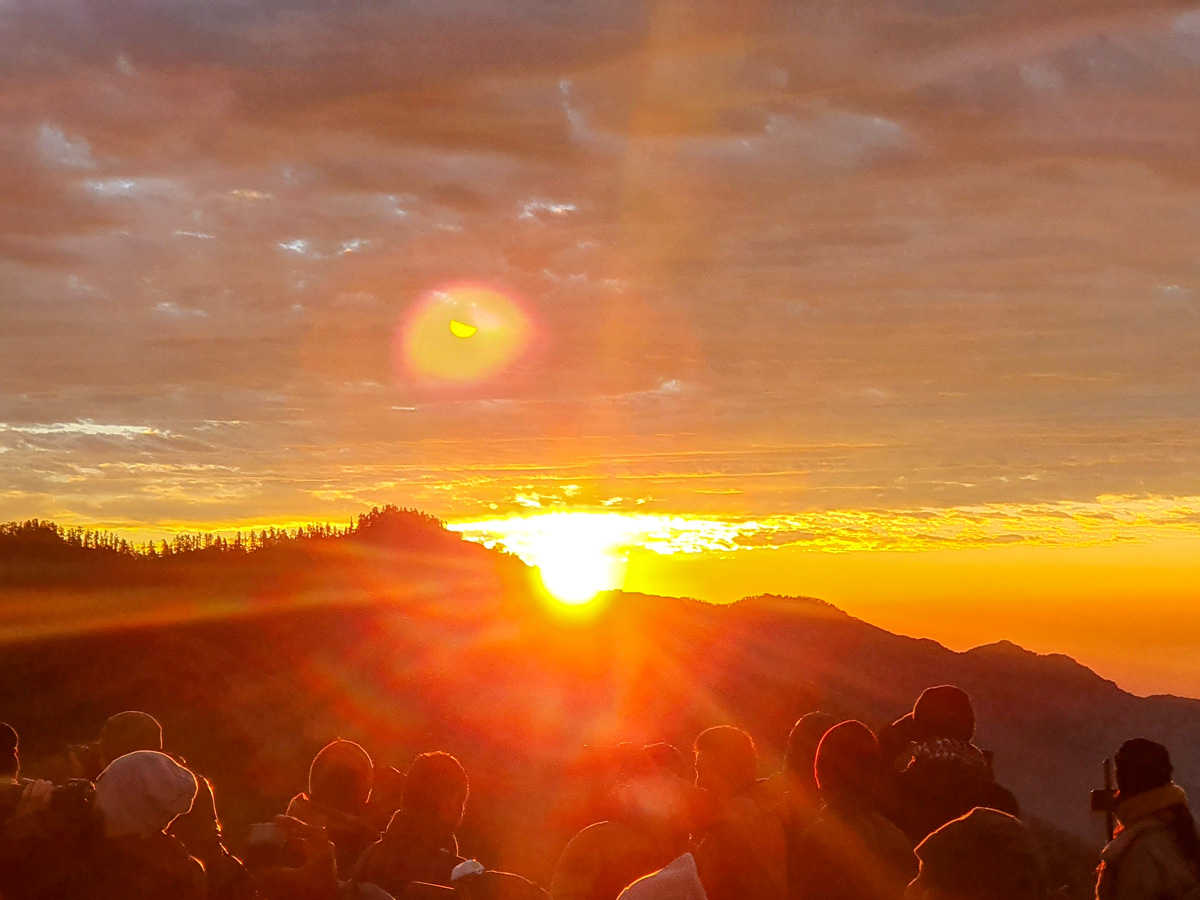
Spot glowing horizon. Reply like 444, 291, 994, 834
5, 499, 1200, 696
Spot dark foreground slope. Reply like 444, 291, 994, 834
0, 514, 1196, 886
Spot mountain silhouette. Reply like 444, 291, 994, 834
0, 509, 1194, 894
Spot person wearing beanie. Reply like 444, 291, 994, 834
790, 721, 915, 900
690, 726, 786, 900
287, 739, 380, 876
88, 750, 204, 900
913, 688, 975, 744
98, 711, 163, 770
1096, 739, 1200, 900
894, 687, 1019, 843
95, 750, 197, 838
907, 807, 1045, 900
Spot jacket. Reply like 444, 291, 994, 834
352, 807, 462, 898
1097, 784, 1200, 900
551, 820, 679, 900
288, 792, 381, 876
790, 801, 915, 900
692, 787, 786, 900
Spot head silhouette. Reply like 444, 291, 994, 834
402, 751, 469, 830
694, 726, 757, 798
814, 720, 880, 801
309, 739, 373, 813
99, 711, 163, 768
785, 712, 837, 786
1114, 739, 1173, 798
913, 686, 975, 743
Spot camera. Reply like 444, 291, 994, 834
1092, 756, 1119, 841
1090, 788, 1117, 814
0, 777, 97, 838
243, 822, 306, 869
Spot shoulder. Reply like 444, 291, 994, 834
556, 822, 617, 863
1101, 819, 1191, 896
105, 834, 205, 897
1102, 819, 1170, 865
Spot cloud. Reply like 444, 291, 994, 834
278, 239, 312, 255
230, 189, 273, 201
0, 420, 161, 438
518, 199, 577, 221
35, 124, 95, 169
153, 301, 207, 319
449, 493, 1200, 558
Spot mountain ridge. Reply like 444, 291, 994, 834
0, 509, 1195, 862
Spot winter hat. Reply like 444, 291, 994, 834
309, 739, 373, 812
913, 686, 975, 743
912, 807, 1044, 900
1115, 739, 1173, 798
814, 720, 880, 799
99, 711, 163, 764
0, 723, 18, 779
96, 750, 198, 837
617, 853, 708, 900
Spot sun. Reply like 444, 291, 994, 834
535, 543, 623, 606
446, 512, 650, 608
452, 512, 631, 607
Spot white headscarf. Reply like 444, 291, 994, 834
95, 750, 197, 837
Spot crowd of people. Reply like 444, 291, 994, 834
0, 685, 1196, 900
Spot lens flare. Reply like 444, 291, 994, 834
395, 284, 532, 386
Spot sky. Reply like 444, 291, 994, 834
2, 0, 1200, 696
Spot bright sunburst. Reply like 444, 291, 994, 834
534, 539, 623, 606
450, 512, 634, 607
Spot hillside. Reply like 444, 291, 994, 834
0, 512, 1196, 889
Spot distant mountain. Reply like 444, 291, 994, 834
0, 511, 1195, 894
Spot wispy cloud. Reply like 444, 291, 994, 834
518, 199, 577, 221
35, 123, 95, 170
449, 494, 1200, 558
0, 421, 162, 438
153, 302, 208, 319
